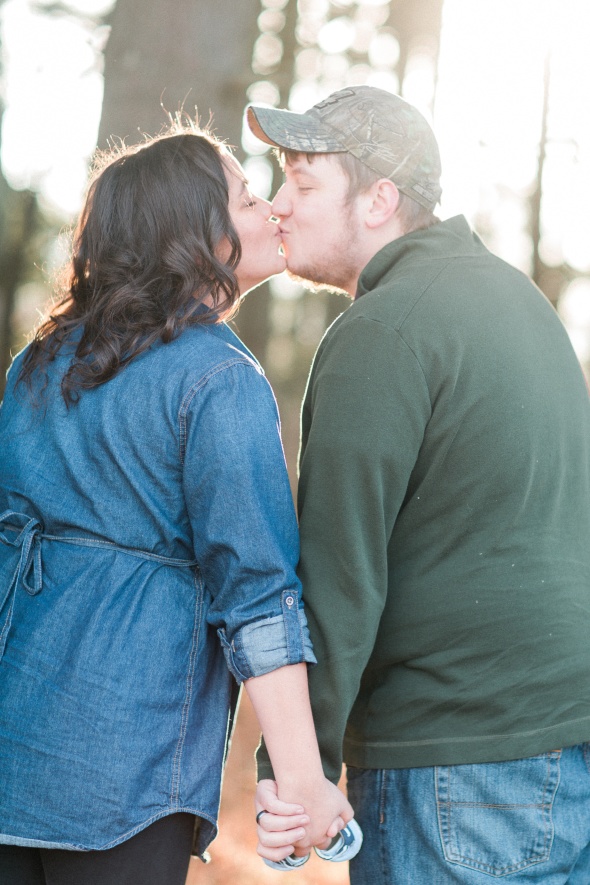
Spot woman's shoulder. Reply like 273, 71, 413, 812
2, 322, 263, 414
157, 323, 259, 367
124, 322, 264, 406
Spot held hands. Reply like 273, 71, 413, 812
255, 778, 353, 864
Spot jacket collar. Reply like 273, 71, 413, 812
355, 215, 482, 300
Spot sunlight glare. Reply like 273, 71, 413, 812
559, 279, 590, 365
317, 16, 356, 54
1, 0, 103, 213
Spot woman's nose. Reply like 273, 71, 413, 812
259, 198, 273, 220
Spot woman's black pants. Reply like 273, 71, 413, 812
0, 813, 195, 885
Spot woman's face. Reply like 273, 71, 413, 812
223, 156, 286, 294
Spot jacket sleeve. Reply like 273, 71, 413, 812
181, 358, 316, 684
259, 315, 431, 781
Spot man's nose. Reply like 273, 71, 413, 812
271, 184, 290, 218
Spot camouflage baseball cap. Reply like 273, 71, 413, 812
247, 85, 442, 211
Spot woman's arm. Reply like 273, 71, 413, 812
182, 362, 351, 856
245, 663, 352, 858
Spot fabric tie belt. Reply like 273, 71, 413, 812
0, 509, 198, 663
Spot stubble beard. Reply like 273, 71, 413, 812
284, 204, 361, 297
285, 268, 351, 296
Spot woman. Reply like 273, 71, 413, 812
0, 123, 352, 885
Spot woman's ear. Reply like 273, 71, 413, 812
364, 178, 400, 229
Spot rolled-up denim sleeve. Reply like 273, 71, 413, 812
181, 357, 316, 683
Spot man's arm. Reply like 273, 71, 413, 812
258, 314, 431, 782
255, 314, 430, 857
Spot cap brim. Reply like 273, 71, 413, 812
246, 106, 345, 153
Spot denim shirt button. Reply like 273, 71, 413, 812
285, 595, 295, 607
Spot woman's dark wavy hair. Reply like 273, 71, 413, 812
18, 121, 242, 406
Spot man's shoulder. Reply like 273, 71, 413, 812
354, 224, 542, 335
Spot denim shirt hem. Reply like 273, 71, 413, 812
0, 806, 218, 858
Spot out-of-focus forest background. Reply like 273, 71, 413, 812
1, 0, 589, 882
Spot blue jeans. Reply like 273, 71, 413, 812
347, 744, 590, 883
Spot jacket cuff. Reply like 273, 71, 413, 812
217, 590, 317, 683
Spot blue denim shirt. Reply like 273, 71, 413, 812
0, 320, 315, 856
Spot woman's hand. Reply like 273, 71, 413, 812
255, 778, 352, 860
255, 780, 309, 862
244, 666, 353, 860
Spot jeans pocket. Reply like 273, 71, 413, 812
436, 752, 561, 877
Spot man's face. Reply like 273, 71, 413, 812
271, 154, 365, 296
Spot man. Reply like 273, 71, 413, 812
247, 86, 590, 883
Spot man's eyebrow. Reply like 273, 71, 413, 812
287, 162, 321, 180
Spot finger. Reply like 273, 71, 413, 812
254, 779, 278, 814
258, 826, 307, 849
255, 779, 305, 816
257, 813, 310, 833
340, 799, 355, 825
256, 778, 278, 795
292, 834, 314, 852
257, 842, 295, 862
326, 816, 345, 839
259, 794, 305, 816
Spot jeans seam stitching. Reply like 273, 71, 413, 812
378, 769, 387, 825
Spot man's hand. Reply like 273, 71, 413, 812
255, 778, 352, 861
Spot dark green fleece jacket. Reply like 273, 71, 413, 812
270, 214, 590, 785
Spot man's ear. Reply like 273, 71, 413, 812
364, 179, 400, 229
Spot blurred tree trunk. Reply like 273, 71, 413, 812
393, 0, 444, 94
0, 188, 37, 397
98, 0, 260, 149
0, 84, 38, 397
527, 53, 569, 308
0, 129, 14, 395
0, 46, 16, 393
